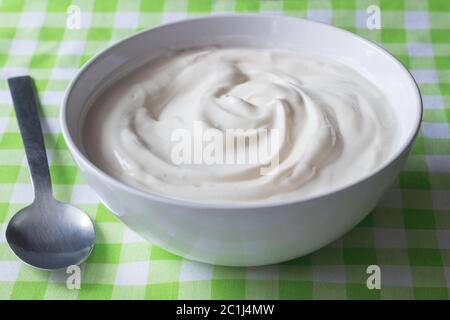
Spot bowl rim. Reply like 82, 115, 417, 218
60, 13, 423, 210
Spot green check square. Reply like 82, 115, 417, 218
346, 284, 381, 300
279, 280, 313, 299
86, 28, 113, 41
342, 227, 375, 247
87, 243, 122, 264
211, 280, 246, 299
0, 0, 25, 12
188, 0, 212, 12
280, 254, 312, 266
95, 204, 119, 222
283, 0, 307, 11
311, 247, 344, 265
411, 136, 426, 154
381, 29, 406, 43
150, 246, 182, 260
235, 0, 259, 12
431, 29, 450, 43
79, 54, 93, 67
408, 248, 443, 266
54, 134, 68, 150
395, 54, 410, 68
0, 27, 17, 40
343, 248, 377, 265
428, 0, 450, 12
77, 284, 114, 299
38, 27, 66, 41
399, 171, 430, 189
414, 287, 448, 299
141, 0, 165, 12
46, 0, 72, 12
0, 54, 8, 67
145, 282, 179, 299
0, 202, 8, 222
357, 213, 374, 227
404, 209, 436, 229
0, 132, 23, 149
11, 281, 48, 300
331, 0, 356, 9
435, 56, 450, 69
49, 165, 78, 184
29, 54, 57, 69
93, 0, 118, 12
440, 84, 450, 95
278, 266, 312, 281
0, 165, 20, 183
380, 0, 404, 10
33, 79, 49, 93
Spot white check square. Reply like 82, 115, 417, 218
18, 12, 46, 28
9, 40, 37, 55
374, 228, 407, 248
422, 95, 444, 109
411, 69, 439, 84
381, 266, 412, 286
307, 10, 332, 24
115, 262, 150, 285
57, 41, 86, 55
405, 11, 429, 29
114, 12, 139, 29
407, 42, 434, 56
421, 122, 450, 139
313, 266, 346, 283
179, 260, 213, 281
71, 184, 99, 204
0, 261, 21, 281
162, 13, 187, 23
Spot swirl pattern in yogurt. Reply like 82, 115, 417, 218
83, 48, 398, 203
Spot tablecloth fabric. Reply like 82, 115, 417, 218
0, 0, 450, 300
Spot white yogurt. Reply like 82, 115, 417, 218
83, 48, 398, 203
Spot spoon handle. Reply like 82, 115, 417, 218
8, 76, 53, 201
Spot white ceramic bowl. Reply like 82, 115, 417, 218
61, 14, 422, 266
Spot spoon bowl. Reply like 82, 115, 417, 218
6, 200, 95, 270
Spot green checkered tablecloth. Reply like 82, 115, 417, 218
0, 0, 449, 300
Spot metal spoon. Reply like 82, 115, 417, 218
6, 76, 95, 270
